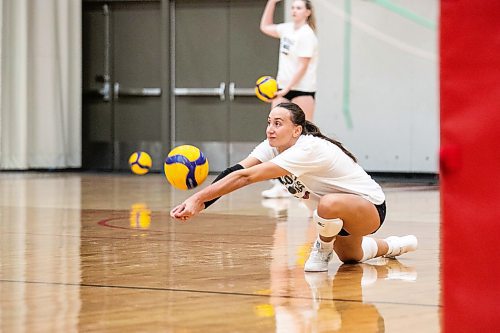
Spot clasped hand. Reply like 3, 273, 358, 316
170, 197, 204, 221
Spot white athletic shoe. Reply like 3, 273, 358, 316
260, 199, 289, 218
384, 235, 418, 258
261, 183, 292, 199
304, 240, 333, 272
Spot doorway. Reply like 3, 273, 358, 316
173, 0, 282, 172
82, 1, 168, 171
82, 0, 282, 172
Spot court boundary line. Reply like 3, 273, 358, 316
0, 278, 441, 308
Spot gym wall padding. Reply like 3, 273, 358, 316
440, 1, 500, 332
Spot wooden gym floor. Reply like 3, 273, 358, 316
0, 172, 440, 332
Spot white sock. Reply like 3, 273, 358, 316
317, 237, 334, 251
361, 237, 379, 262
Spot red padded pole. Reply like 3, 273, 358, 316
440, 1, 500, 332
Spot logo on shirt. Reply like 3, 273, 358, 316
280, 37, 293, 56
278, 175, 310, 199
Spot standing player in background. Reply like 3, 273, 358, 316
260, 0, 319, 198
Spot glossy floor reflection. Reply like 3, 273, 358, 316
0, 172, 440, 332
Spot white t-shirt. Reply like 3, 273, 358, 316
276, 22, 318, 92
249, 135, 385, 206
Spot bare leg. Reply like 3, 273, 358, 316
317, 193, 381, 236
334, 236, 389, 263
272, 96, 289, 107
291, 95, 315, 121
307, 194, 417, 268
314, 193, 383, 263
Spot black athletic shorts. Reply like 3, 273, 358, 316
338, 201, 386, 237
282, 90, 316, 100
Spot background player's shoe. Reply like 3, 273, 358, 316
304, 240, 333, 272
261, 198, 289, 217
384, 235, 418, 258
299, 200, 314, 218
261, 182, 292, 198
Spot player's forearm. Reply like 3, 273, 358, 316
285, 62, 309, 91
191, 171, 253, 208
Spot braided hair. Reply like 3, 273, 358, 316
275, 102, 357, 162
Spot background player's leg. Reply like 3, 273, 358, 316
272, 96, 289, 107
291, 95, 315, 121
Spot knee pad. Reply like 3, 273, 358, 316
361, 237, 379, 262
314, 210, 343, 237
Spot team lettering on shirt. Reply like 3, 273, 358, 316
280, 37, 293, 56
278, 174, 310, 199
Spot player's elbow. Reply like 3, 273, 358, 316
260, 25, 276, 37
230, 174, 252, 191
233, 165, 272, 187
232, 170, 256, 188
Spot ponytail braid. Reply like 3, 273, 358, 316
304, 121, 357, 162
275, 102, 357, 163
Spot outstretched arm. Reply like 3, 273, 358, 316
276, 57, 311, 96
203, 156, 261, 208
260, 0, 282, 38
170, 160, 289, 221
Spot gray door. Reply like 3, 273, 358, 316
173, 0, 282, 172
83, 1, 168, 171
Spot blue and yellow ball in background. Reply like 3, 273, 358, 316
128, 151, 153, 175
255, 75, 278, 103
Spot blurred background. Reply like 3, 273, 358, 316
0, 0, 438, 174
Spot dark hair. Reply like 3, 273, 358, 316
275, 102, 357, 162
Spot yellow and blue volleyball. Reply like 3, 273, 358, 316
255, 76, 278, 103
128, 151, 152, 175
164, 145, 209, 190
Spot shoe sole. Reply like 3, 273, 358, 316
304, 264, 329, 272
